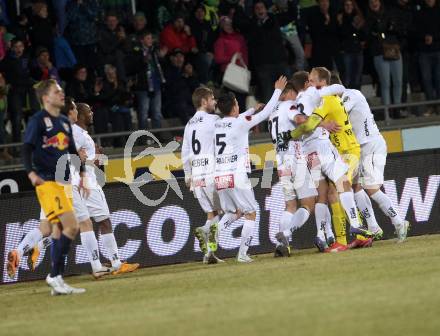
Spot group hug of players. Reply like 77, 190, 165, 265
7, 79, 139, 295
7, 67, 409, 296
182, 68, 409, 264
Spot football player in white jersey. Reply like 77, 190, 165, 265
268, 82, 318, 257
10, 101, 139, 279
285, 71, 373, 251
182, 87, 223, 264
330, 73, 409, 242
213, 76, 287, 263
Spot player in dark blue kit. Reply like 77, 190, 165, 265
7, 79, 87, 295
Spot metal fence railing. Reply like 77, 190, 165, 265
1, 99, 439, 153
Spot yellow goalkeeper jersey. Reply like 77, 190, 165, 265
313, 95, 360, 153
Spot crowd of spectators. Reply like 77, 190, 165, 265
0, 0, 439, 159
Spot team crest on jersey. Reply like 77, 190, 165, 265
245, 116, 252, 121
43, 117, 53, 130
290, 104, 296, 110
62, 122, 70, 132
343, 96, 350, 103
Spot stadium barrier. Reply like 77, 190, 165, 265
1, 149, 439, 284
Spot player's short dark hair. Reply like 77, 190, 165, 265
330, 71, 343, 85
192, 86, 214, 108
217, 92, 236, 116
77, 103, 91, 117
61, 96, 75, 116
34, 79, 58, 105
282, 81, 296, 95
291, 71, 309, 92
312, 67, 331, 84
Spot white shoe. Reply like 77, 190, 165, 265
237, 253, 253, 263
92, 266, 112, 279
396, 220, 410, 243
57, 275, 86, 294
46, 274, 68, 296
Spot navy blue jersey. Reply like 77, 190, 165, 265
23, 110, 77, 181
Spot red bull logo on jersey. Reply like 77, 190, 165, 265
42, 132, 69, 150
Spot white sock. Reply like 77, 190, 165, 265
324, 204, 334, 239
38, 236, 52, 251
279, 211, 294, 233
314, 203, 327, 240
101, 233, 122, 269
370, 190, 403, 227
239, 219, 254, 256
354, 189, 381, 232
17, 228, 43, 258
339, 191, 361, 228
80, 231, 102, 272
283, 207, 310, 238
218, 213, 239, 232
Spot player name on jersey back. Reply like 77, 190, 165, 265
182, 111, 220, 179
214, 117, 251, 174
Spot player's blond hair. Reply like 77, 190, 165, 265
311, 67, 331, 84
34, 79, 58, 105
192, 86, 214, 108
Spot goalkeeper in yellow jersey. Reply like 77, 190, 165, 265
284, 67, 373, 247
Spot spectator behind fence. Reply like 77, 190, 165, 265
65, 64, 94, 104
131, 31, 166, 130
0, 39, 39, 142
271, 0, 306, 71
97, 12, 130, 82
65, 0, 100, 68
127, 11, 149, 47
28, 2, 54, 54
163, 49, 198, 125
160, 14, 197, 56
307, 0, 339, 70
30, 47, 61, 83
189, 5, 215, 84
214, 15, 248, 111
365, 0, 403, 110
414, 0, 440, 113
7, 14, 30, 48
0, 72, 12, 160
391, 0, 413, 104
100, 64, 133, 147
247, 0, 289, 102
337, 0, 365, 90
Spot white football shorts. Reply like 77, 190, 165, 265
215, 172, 258, 214
359, 135, 387, 187
192, 175, 221, 213
304, 139, 348, 184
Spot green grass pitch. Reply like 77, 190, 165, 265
1, 234, 440, 336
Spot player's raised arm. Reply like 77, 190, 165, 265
318, 84, 345, 97
241, 76, 287, 129
289, 113, 322, 140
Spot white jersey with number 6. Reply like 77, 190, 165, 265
342, 89, 380, 145
182, 110, 221, 213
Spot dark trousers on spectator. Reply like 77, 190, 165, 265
8, 87, 39, 142
192, 52, 213, 84
343, 52, 363, 90
419, 51, 440, 100
71, 44, 97, 70
111, 109, 132, 147
0, 108, 5, 144
135, 90, 162, 130
93, 106, 109, 135
256, 63, 289, 102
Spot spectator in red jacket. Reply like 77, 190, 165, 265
160, 14, 197, 55
214, 16, 248, 72
214, 16, 248, 111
